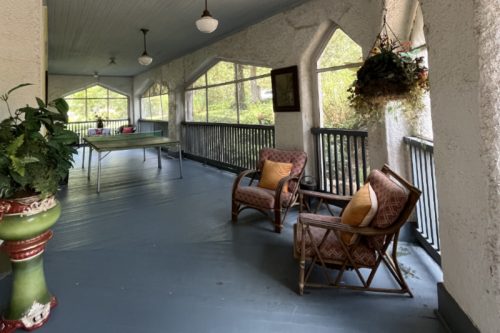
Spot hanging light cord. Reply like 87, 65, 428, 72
142, 29, 149, 54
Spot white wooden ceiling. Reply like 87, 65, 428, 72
47, 0, 309, 77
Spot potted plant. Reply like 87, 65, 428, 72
348, 34, 429, 126
0, 84, 78, 332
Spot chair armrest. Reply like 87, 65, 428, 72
299, 189, 353, 207
232, 169, 259, 197
299, 213, 389, 236
274, 175, 301, 208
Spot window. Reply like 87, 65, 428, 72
141, 82, 169, 120
185, 61, 274, 125
317, 29, 363, 128
65, 85, 128, 122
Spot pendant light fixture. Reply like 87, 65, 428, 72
138, 28, 153, 66
196, 0, 218, 33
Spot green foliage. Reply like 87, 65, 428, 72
348, 36, 429, 126
318, 29, 365, 129
0, 85, 79, 198
187, 62, 274, 125
65, 85, 128, 122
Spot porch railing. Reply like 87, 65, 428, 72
312, 128, 369, 196
404, 136, 441, 264
138, 119, 169, 137
181, 122, 275, 172
67, 119, 129, 145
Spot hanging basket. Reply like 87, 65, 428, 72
348, 17, 429, 125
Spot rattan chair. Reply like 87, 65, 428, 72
232, 148, 307, 233
293, 164, 421, 296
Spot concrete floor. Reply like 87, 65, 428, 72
0, 148, 445, 333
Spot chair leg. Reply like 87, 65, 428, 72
298, 223, 306, 295
274, 210, 282, 233
232, 202, 239, 224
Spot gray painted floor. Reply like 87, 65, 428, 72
0, 148, 445, 333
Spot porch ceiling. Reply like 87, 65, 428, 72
46, 0, 309, 77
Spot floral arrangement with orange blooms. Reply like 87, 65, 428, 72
348, 33, 429, 126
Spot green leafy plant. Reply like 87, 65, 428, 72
0, 84, 78, 198
348, 34, 429, 126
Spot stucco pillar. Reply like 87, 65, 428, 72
421, 0, 500, 331
367, 0, 418, 177
0, 0, 44, 277
0, 0, 44, 119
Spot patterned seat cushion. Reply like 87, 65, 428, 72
294, 220, 376, 267
234, 186, 293, 209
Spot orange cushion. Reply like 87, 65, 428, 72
340, 183, 378, 244
258, 160, 293, 192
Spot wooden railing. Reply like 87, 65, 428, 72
404, 136, 440, 264
67, 119, 130, 145
181, 122, 275, 172
138, 119, 169, 137
312, 127, 369, 195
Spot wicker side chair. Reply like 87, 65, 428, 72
232, 148, 307, 233
293, 164, 421, 296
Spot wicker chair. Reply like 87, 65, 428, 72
293, 165, 421, 296
232, 148, 307, 233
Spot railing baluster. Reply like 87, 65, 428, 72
179, 122, 275, 172
404, 136, 440, 265
347, 135, 353, 195
354, 136, 360, 192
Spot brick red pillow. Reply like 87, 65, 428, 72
367, 170, 408, 229
122, 127, 134, 133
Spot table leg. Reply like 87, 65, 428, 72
97, 151, 101, 193
143, 148, 146, 162
157, 147, 162, 169
87, 147, 92, 180
178, 143, 183, 179
82, 145, 85, 169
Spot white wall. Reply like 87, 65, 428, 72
0, 0, 44, 118
421, 0, 500, 331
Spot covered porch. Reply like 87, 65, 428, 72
0, 148, 444, 332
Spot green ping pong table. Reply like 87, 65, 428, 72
82, 132, 183, 193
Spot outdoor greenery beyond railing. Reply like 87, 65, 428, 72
312, 127, 369, 196
138, 119, 169, 137
67, 119, 129, 145
404, 136, 441, 264
181, 122, 275, 172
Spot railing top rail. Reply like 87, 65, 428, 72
138, 119, 169, 124
181, 121, 274, 130
403, 136, 434, 152
311, 127, 368, 137
68, 119, 129, 125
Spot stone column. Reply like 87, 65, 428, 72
0, 0, 44, 119
421, 0, 500, 331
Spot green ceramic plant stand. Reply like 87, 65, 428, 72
0, 198, 61, 333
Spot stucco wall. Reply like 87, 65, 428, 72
132, 0, 382, 165
0, 0, 44, 118
421, 0, 500, 331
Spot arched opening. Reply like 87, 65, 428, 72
140, 82, 169, 121
316, 29, 363, 129
64, 84, 128, 122
185, 60, 274, 125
